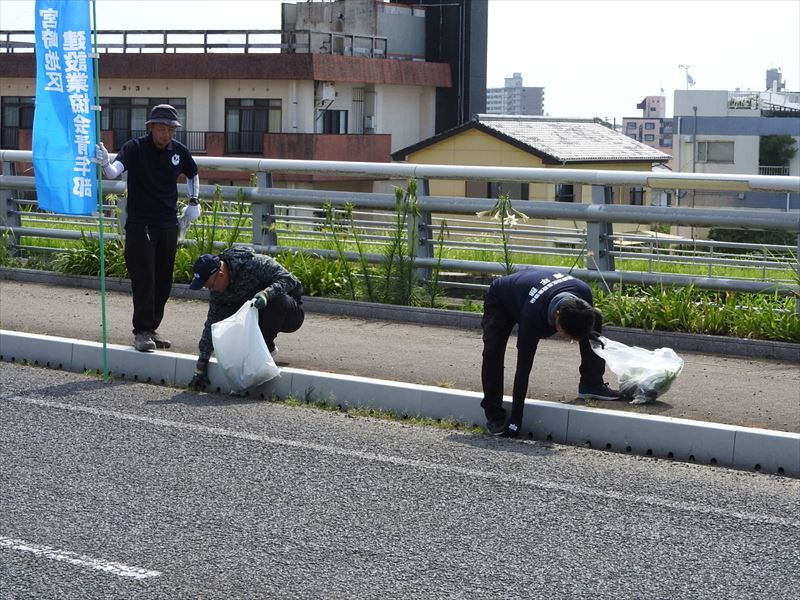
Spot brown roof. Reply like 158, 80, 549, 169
0, 53, 451, 87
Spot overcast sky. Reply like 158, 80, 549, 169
2, 0, 798, 124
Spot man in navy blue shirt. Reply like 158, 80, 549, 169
96, 104, 201, 351
481, 268, 621, 437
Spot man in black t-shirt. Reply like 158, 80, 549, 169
480, 269, 622, 437
96, 104, 201, 352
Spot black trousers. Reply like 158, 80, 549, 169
257, 292, 304, 353
124, 223, 178, 335
480, 299, 606, 423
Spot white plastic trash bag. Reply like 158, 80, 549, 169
590, 336, 684, 404
211, 301, 279, 392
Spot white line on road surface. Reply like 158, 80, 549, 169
0, 536, 161, 579
6, 395, 800, 529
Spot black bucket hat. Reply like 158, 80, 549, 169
146, 104, 182, 127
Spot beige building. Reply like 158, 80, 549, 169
393, 114, 670, 201
392, 114, 671, 231
0, 1, 453, 191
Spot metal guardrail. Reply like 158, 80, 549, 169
1, 150, 799, 299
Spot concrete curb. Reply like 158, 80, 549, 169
2, 267, 798, 362
2, 329, 798, 478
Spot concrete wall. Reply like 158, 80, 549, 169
380, 85, 436, 151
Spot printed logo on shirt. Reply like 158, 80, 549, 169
528, 272, 573, 304
171, 154, 180, 166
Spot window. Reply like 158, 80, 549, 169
644, 134, 655, 141
629, 187, 644, 205
225, 98, 282, 154
555, 183, 574, 202
696, 141, 734, 163
626, 122, 636, 129
644, 122, 655, 130
1, 96, 34, 149
99, 97, 187, 149
318, 109, 348, 134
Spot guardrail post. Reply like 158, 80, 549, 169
413, 177, 432, 281
586, 185, 615, 290
253, 171, 277, 248
0, 159, 21, 257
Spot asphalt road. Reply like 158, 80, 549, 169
1, 281, 799, 432
1, 363, 799, 599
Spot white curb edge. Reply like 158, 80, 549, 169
1, 329, 798, 478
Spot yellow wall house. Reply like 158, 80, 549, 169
391, 114, 672, 232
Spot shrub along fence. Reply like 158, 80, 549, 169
1, 150, 799, 307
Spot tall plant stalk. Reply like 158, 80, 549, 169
324, 202, 358, 300
381, 178, 420, 305
347, 202, 377, 301
476, 193, 528, 275
428, 218, 449, 307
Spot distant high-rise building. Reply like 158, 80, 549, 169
636, 95, 666, 118
622, 95, 673, 166
766, 68, 785, 92
485, 73, 544, 116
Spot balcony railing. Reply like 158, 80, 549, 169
1, 29, 387, 58
728, 91, 760, 110
759, 165, 791, 176
108, 129, 206, 154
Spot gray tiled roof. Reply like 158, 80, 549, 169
475, 115, 671, 163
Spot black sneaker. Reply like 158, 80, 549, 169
578, 382, 623, 401
502, 423, 521, 438
486, 418, 507, 436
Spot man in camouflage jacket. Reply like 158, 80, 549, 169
188, 246, 304, 390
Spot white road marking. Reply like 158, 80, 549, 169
0, 536, 161, 579
5, 395, 800, 529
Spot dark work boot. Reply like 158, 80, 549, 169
134, 332, 156, 352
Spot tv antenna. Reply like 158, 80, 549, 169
678, 65, 695, 89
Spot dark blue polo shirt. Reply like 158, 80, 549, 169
486, 268, 594, 349
114, 133, 198, 227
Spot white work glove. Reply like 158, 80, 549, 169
183, 202, 201, 223
95, 142, 109, 166
178, 200, 201, 240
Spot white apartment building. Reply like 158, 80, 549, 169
672, 87, 799, 210
485, 73, 544, 116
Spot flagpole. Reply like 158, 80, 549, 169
91, 0, 109, 382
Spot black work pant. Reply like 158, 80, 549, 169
124, 223, 178, 335
479, 299, 606, 422
257, 292, 305, 353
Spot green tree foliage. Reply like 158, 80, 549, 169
759, 134, 798, 166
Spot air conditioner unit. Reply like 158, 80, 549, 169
319, 81, 336, 102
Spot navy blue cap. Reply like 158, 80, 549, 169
189, 254, 220, 290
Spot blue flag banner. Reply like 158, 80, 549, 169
33, 0, 96, 215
